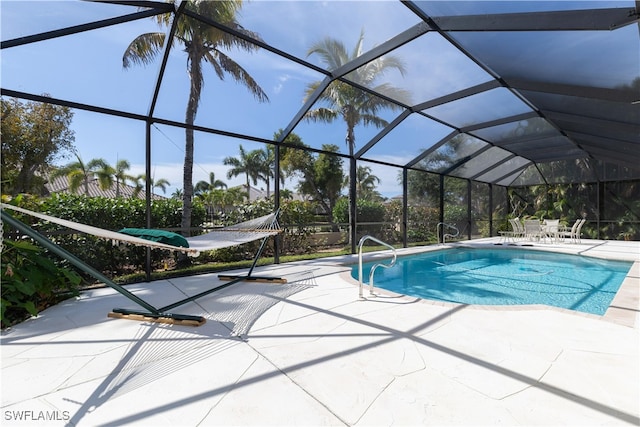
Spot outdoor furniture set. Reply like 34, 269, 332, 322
499, 218, 586, 244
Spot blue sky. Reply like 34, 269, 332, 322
2, 1, 633, 197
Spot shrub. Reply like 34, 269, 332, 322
1, 239, 81, 328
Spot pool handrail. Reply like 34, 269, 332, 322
357, 235, 397, 299
437, 222, 459, 244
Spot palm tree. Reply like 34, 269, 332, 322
51, 153, 111, 195
195, 171, 227, 196
152, 177, 170, 195
132, 174, 171, 196
304, 30, 410, 156
254, 147, 275, 197
223, 144, 261, 195
304, 30, 410, 247
171, 188, 183, 200
223, 186, 248, 207
94, 161, 115, 192
123, 1, 268, 235
131, 174, 146, 198
352, 165, 381, 200
113, 159, 134, 198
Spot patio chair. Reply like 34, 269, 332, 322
558, 219, 580, 243
558, 218, 586, 244
499, 217, 523, 242
543, 219, 560, 243
523, 219, 543, 241
574, 218, 586, 243
511, 218, 525, 240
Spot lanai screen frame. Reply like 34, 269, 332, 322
1, 1, 638, 255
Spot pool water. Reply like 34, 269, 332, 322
352, 248, 633, 315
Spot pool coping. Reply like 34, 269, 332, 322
339, 238, 640, 328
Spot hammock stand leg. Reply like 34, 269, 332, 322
217, 232, 287, 284
157, 233, 284, 312
1, 211, 205, 327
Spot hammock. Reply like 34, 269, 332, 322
1, 203, 280, 256
1, 203, 283, 326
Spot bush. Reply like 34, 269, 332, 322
407, 205, 439, 243
1, 239, 81, 328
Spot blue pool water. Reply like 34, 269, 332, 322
352, 248, 632, 315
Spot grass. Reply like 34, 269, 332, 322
113, 248, 353, 285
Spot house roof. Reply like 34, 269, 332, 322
44, 175, 167, 200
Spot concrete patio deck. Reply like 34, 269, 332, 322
1, 238, 638, 426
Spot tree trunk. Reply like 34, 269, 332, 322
181, 53, 202, 238
13, 163, 37, 194
347, 127, 357, 253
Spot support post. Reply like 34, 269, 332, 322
402, 168, 408, 248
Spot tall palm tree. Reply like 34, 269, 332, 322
194, 171, 227, 196
123, 1, 268, 235
304, 30, 410, 157
304, 30, 410, 247
51, 153, 110, 195
223, 144, 261, 194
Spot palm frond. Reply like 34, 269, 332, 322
307, 38, 349, 71
213, 50, 269, 102
304, 108, 338, 124
122, 32, 166, 68
359, 113, 389, 129
370, 83, 412, 106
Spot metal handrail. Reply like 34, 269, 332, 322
358, 235, 397, 299
437, 222, 459, 245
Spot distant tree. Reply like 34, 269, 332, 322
94, 162, 115, 192
132, 174, 171, 196
195, 171, 227, 196
274, 129, 304, 184
1, 97, 75, 195
113, 159, 134, 198
280, 189, 294, 200
223, 144, 261, 193
304, 30, 410, 245
304, 30, 410, 156
50, 154, 110, 195
275, 130, 344, 225
123, 1, 268, 236
292, 144, 344, 228
352, 165, 381, 201
223, 186, 248, 207
152, 177, 171, 195
405, 169, 440, 207
171, 188, 184, 200
254, 147, 275, 197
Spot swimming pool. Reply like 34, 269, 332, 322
352, 247, 633, 315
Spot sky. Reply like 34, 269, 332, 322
0, 0, 453, 198
2, 1, 633, 197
